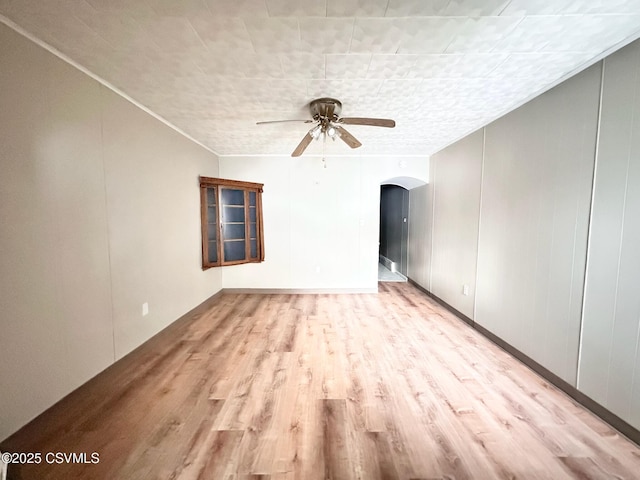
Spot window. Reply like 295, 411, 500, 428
200, 176, 264, 268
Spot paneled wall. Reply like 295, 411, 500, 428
579, 43, 640, 426
429, 130, 484, 319
409, 62, 601, 386
477, 63, 601, 385
407, 184, 432, 290
0, 23, 221, 440
408, 38, 640, 430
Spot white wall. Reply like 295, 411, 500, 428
219, 155, 429, 290
579, 41, 640, 427
0, 23, 221, 440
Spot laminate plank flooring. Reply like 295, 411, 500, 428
3, 283, 640, 479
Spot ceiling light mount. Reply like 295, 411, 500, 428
310, 97, 342, 120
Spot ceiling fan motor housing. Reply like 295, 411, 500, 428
310, 97, 342, 120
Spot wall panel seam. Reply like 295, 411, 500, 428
98, 86, 118, 364
576, 60, 607, 389
473, 127, 486, 322
428, 160, 436, 290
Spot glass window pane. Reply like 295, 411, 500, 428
208, 241, 217, 263
224, 240, 246, 262
201, 179, 262, 268
207, 223, 217, 241
223, 223, 245, 240
206, 187, 216, 205
223, 206, 245, 222
221, 188, 244, 205
207, 206, 217, 223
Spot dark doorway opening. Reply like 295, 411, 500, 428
379, 184, 409, 281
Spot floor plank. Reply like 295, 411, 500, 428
2, 283, 640, 479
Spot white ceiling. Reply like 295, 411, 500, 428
2, 0, 640, 157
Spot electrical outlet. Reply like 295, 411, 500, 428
462, 285, 470, 296
142, 302, 149, 316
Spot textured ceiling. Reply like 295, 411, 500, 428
2, 0, 640, 157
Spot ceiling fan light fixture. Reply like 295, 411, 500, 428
310, 124, 322, 140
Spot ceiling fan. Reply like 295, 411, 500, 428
256, 97, 396, 157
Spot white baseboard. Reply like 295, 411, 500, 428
379, 254, 398, 272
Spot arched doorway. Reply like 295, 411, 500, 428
379, 176, 427, 282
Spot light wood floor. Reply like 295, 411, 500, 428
3, 283, 640, 479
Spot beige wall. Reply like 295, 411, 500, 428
406, 39, 640, 431
477, 63, 601, 385
219, 155, 429, 290
428, 130, 484, 319
412, 63, 600, 386
0, 23, 221, 440
579, 40, 640, 427
407, 184, 432, 290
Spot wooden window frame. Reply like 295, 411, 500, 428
200, 176, 265, 269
